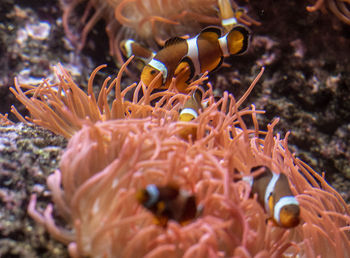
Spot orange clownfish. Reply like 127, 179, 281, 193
120, 39, 155, 67
243, 166, 300, 228
178, 89, 203, 140
218, 0, 247, 32
136, 184, 199, 227
141, 24, 251, 93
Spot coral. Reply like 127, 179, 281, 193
12, 60, 350, 257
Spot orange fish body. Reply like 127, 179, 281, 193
120, 39, 155, 69
141, 24, 251, 93
136, 184, 198, 227
218, 0, 247, 32
178, 90, 203, 140
247, 166, 300, 228
141, 38, 189, 89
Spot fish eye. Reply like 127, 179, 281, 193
150, 70, 157, 75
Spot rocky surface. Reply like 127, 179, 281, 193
0, 123, 67, 257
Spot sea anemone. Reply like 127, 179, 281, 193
12, 59, 350, 257
307, 0, 350, 25
10, 57, 208, 138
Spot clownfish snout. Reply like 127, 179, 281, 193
279, 204, 300, 228
141, 65, 163, 88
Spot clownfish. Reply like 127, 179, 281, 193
120, 39, 156, 68
141, 24, 251, 93
178, 89, 203, 140
136, 184, 199, 227
218, 0, 247, 32
243, 166, 300, 228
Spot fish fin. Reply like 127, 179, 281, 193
267, 217, 279, 227
209, 56, 224, 73
157, 185, 179, 201
178, 197, 197, 225
188, 89, 203, 114
266, 194, 278, 226
227, 24, 251, 55
178, 126, 197, 140
154, 216, 168, 227
192, 88, 203, 105
268, 194, 275, 216
199, 26, 222, 40
175, 56, 195, 84
136, 189, 148, 204
180, 220, 191, 226
235, 7, 247, 19
164, 183, 180, 194
164, 36, 186, 48
157, 201, 166, 213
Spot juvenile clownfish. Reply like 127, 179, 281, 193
136, 184, 199, 227
218, 0, 247, 32
243, 166, 300, 228
141, 24, 251, 93
120, 39, 156, 68
178, 89, 203, 140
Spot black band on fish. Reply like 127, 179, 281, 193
200, 26, 222, 38
210, 56, 224, 73
164, 36, 186, 47
180, 56, 196, 83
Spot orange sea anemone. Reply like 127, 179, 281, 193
10, 57, 208, 138
307, 0, 350, 25
12, 59, 350, 257
60, 0, 260, 64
